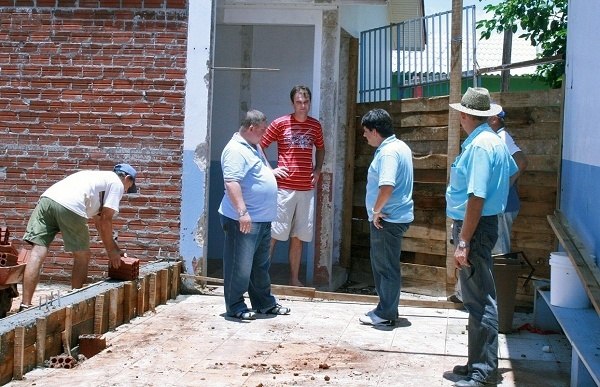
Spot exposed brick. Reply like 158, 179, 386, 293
0, 4, 186, 278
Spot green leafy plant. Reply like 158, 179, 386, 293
476, 0, 567, 88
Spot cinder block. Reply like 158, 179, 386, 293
78, 334, 106, 359
108, 257, 140, 281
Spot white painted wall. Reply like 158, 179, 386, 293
180, 0, 213, 276
339, 4, 389, 38
559, 1, 600, 263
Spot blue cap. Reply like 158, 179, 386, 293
113, 163, 138, 193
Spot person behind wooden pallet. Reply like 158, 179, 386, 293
488, 108, 528, 255
446, 87, 518, 387
20, 163, 138, 311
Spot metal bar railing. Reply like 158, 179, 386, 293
358, 5, 476, 102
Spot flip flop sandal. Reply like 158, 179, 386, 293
234, 310, 256, 320
264, 304, 291, 315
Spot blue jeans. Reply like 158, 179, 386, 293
369, 221, 410, 321
453, 216, 499, 382
220, 215, 278, 316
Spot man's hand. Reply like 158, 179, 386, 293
239, 213, 252, 234
272, 166, 289, 179
108, 249, 122, 269
311, 168, 321, 186
372, 212, 386, 229
454, 245, 470, 268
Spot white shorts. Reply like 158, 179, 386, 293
271, 189, 314, 242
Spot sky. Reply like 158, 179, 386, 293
424, 0, 501, 16
423, 0, 538, 74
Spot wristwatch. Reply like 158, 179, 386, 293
238, 209, 248, 217
458, 239, 470, 249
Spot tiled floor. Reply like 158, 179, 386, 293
7, 288, 571, 387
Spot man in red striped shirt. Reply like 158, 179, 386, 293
260, 85, 325, 286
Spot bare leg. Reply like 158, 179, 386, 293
71, 250, 91, 289
289, 237, 304, 287
22, 244, 49, 305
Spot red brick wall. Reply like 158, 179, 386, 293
0, 1, 187, 283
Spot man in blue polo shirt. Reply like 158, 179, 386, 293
359, 108, 414, 327
446, 88, 518, 387
218, 110, 290, 321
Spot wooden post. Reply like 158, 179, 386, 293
123, 282, 132, 323
446, 0, 464, 295
108, 288, 118, 331
36, 317, 46, 367
148, 273, 157, 312
341, 36, 359, 269
13, 326, 25, 380
501, 30, 513, 92
94, 294, 105, 334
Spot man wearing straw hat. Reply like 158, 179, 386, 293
446, 87, 518, 387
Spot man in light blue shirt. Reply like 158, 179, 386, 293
359, 108, 414, 327
218, 110, 290, 320
446, 88, 518, 387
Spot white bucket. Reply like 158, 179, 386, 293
550, 252, 590, 308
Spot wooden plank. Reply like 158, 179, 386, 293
180, 274, 224, 284
170, 264, 180, 300
412, 153, 447, 169
94, 294, 104, 335
404, 224, 446, 241
160, 269, 169, 305
272, 284, 316, 298
548, 213, 600, 315
401, 262, 446, 283
35, 317, 46, 367
148, 273, 157, 313
401, 126, 448, 142
402, 237, 446, 256
108, 288, 118, 331
521, 155, 559, 172
13, 326, 24, 380
314, 291, 462, 309
518, 185, 558, 203
137, 277, 146, 316
64, 305, 73, 353
123, 282, 132, 324
341, 36, 358, 269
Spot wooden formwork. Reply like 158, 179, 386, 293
348, 89, 563, 300
0, 260, 181, 384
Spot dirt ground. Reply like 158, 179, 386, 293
5, 287, 571, 387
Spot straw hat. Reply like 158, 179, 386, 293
449, 87, 502, 117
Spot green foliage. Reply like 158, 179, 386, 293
476, 0, 567, 88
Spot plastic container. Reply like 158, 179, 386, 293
549, 252, 590, 308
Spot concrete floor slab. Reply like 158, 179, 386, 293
5, 289, 571, 386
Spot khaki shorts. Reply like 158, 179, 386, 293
24, 197, 90, 252
271, 189, 314, 242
